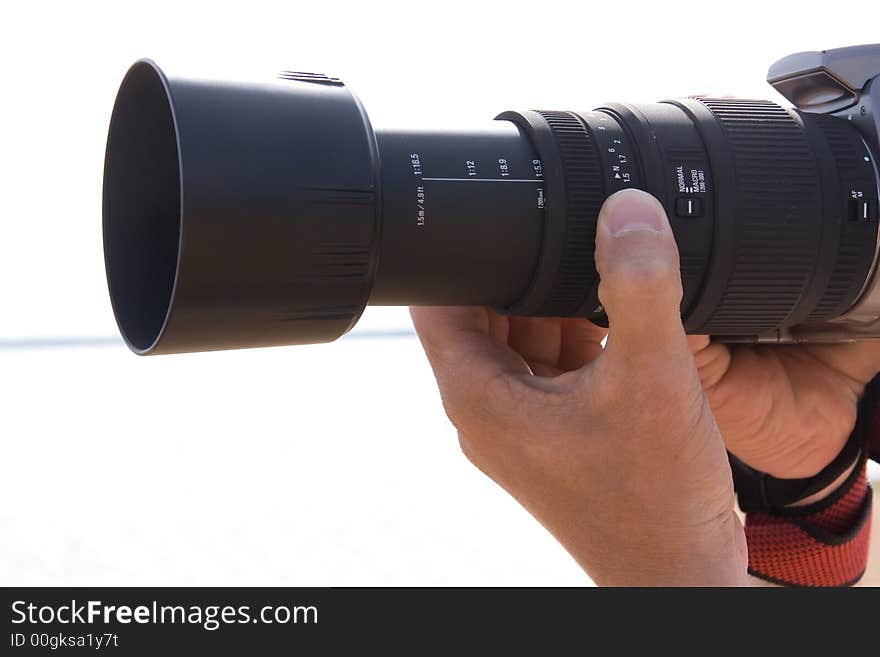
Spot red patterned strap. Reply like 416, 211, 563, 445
745, 463, 872, 586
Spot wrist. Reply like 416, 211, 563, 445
586, 511, 749, 587
730, 414, 865, 514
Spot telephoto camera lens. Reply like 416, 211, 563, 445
103, 59, 880, 354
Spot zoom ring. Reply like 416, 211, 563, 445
697, 99, 823, 333
533, 111, 604, 316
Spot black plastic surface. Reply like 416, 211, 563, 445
104, 61, 381, 354
103, 61, 880, 354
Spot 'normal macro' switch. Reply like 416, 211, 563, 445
675, 197, 703, 218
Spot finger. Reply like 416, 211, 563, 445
409, 307, 531, 396
486, 308, 510, 346
692, 341, 732, 391
687, 334, 711, 354
687, 335, 733, 390
507, 316, 562, 372
592, 189, 691, 368
557, 318, 607, 371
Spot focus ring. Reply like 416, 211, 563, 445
532, 110, 603, 316
697, 99, 822, 333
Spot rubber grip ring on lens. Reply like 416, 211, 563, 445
494, 110, 603, 317
695, 99, 823, 333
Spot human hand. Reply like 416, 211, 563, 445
411, 189, 747, 586
690, 333, 880, 484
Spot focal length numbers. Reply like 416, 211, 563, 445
410, 152, 543, 182
467, 158, 512, 177
408, 152, 546, 227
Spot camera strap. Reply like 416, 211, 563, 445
744, 456, 872, 586
735, 378, 878, 586
730, 416, 865, 514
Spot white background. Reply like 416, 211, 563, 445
1, 1, 879, 585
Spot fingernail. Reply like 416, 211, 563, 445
602, 190, 668, 237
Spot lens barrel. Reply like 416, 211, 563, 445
502, 100, 880, 336
369, 124, 544, 308
103, 61, 880, 354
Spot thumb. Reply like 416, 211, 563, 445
594, 189, 689, 365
